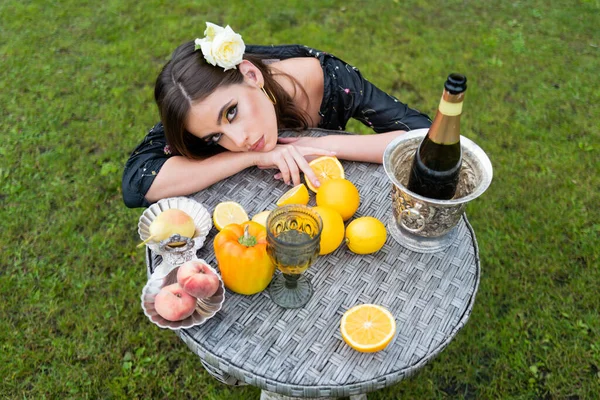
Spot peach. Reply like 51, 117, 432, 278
151, 209, 195, 244
154, 283, 197, 321
177, 260, 220, 299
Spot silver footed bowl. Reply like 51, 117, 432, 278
138, 197, 212, 263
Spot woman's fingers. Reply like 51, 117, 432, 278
286, 147, 318, 188
296, 147, 337, 188
280, 147, 303, 186
277, 159, 291, 185
299, 163, 319, 189
272, 147, 309, 186
265, 144, 336, 187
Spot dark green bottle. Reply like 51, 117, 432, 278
407, 73, 467, 200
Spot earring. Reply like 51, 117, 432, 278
261, 85, 277, 105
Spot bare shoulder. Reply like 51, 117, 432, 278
273, 57, 321, 77
271, 57, 323, 125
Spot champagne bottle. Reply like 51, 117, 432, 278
407, 73, 467, 200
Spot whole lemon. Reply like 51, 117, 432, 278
316, 178, 360, 221
312, 206, 345, 255
345, 217, 387, 255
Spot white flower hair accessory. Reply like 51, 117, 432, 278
194, 22, 245, 71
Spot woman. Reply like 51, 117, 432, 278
122, 23, 431, 208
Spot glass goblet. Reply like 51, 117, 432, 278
266, 204, 323, 309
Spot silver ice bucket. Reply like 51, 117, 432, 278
383, 129, 493, 252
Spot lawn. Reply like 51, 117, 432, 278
1, 0, 598, 398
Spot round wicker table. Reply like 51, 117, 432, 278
145, 129, 481, 399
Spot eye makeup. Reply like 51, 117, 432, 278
202, 103, 238, 145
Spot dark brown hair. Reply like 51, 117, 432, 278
155, 40, 310, 158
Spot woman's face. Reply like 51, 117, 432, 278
185, 80, 278, 153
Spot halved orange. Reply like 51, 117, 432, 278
305, 156, 344, 193
276, 184, 310, 206
212, 201, 249, 231
340, 304, 396, 353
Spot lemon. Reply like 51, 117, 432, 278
316, 178, 360, 221
276, 184, 310, 206
212, 201, 249, 231
251, 210, 271, 227
345, 217, 387, 254
305, 156, 344, 193
312, 206, 345, 255
340, 304, 396, 353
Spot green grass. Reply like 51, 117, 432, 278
1, 0, 598, 398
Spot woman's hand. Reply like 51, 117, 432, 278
253, 142, 335, 188
276, 137, 327, 163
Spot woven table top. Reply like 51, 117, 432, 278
146, 129, 480, 398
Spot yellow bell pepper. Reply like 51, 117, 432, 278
213, 221, 275, 295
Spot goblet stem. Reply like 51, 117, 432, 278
283, 273, 299, 289
268, 273, 314, 309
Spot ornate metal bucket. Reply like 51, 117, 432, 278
383, 129, 493, 252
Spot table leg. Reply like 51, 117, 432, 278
260, 391, 367, 400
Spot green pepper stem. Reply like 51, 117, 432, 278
238, 225, 257, 247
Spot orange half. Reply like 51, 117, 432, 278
340, 304, 396, 353
305, 156, 345, 193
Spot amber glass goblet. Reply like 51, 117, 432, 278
266, 205, 322, 309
